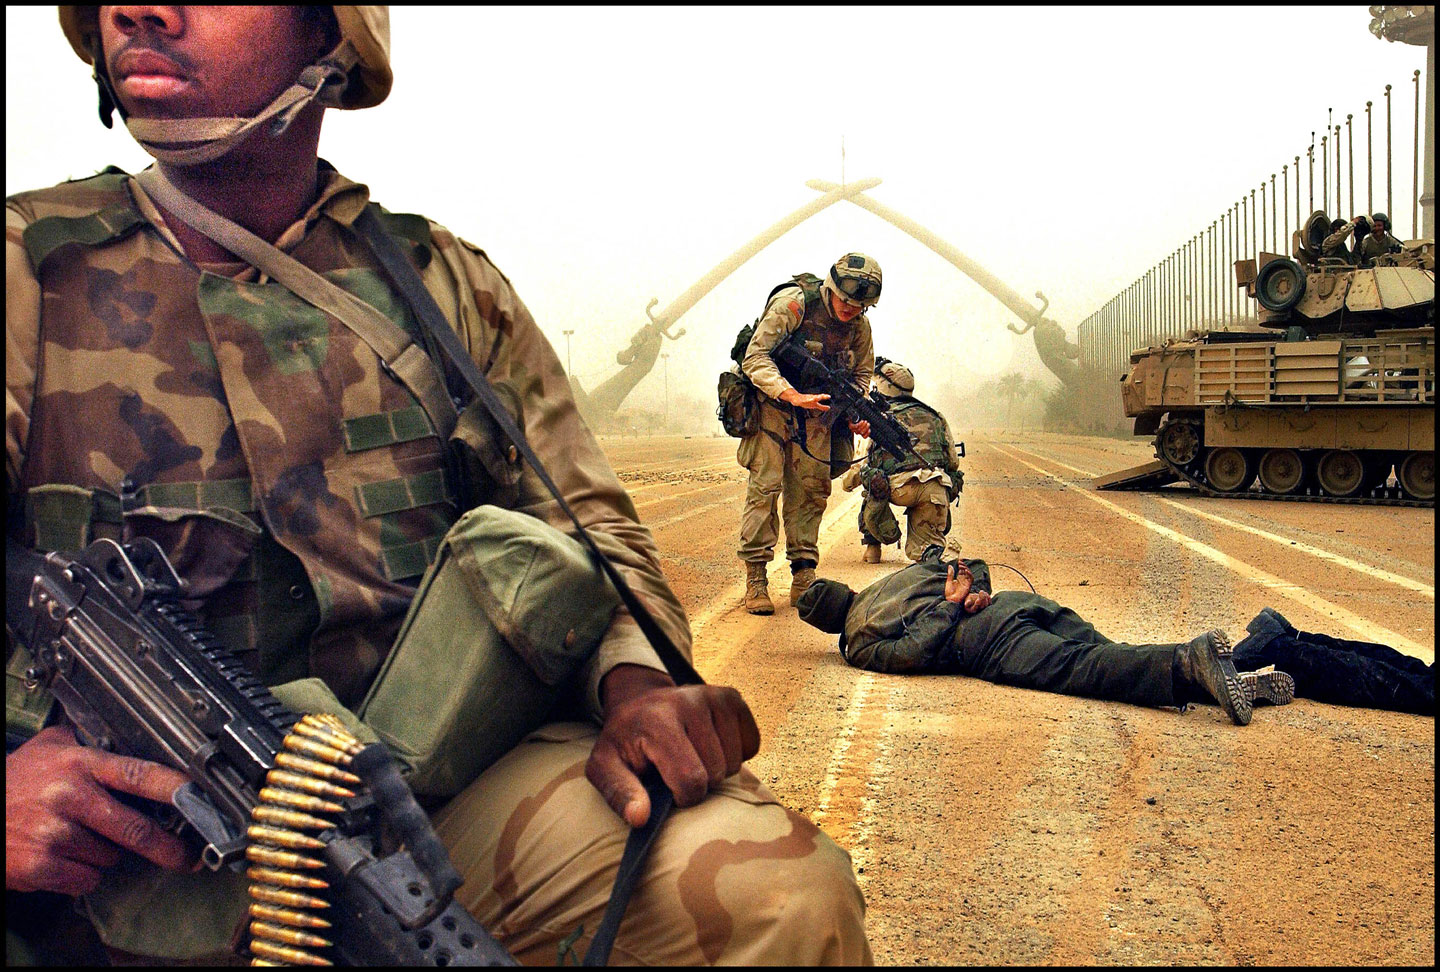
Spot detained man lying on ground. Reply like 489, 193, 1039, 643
797, 546, 1436, 723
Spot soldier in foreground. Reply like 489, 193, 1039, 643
736, 254, 879, 614
797, 549, 1267, 726
5, 6, 868, 965
841, 359, 961, 564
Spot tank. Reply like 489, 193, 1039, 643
1111, 214, 1434, 505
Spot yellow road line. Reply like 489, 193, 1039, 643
1010, 445, 1435, 600
992, 444, 1433, 662
810, 672, 877, 829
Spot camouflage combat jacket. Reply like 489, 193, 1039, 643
865, 396, 958, 489
839, 554, 991, 673
1357, 230, 1403, 263
740, 283, 874, 403
6, 164, 687, 714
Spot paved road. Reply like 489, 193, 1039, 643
600, 429, 1435, 966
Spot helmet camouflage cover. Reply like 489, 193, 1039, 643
824, 252, 883, 309
874, 360, 915, 396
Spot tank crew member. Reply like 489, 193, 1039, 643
1321, 216, 1364, 264
736, 253, 880, 614
1356, 212, 1404, 265
5, 6, 870, 965
797, 549, 1264, 726
841, 359, 962, 564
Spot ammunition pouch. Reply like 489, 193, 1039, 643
358, 504, 619, 799
717, 368, 761, 438
446, 381, 525, 510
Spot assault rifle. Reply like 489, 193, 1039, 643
6, 535, 516, 967
770, 334, 929, 471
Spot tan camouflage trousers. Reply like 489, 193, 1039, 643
736, 400, 832, 566
431, 722, 872, 965
861, 477, 952, 562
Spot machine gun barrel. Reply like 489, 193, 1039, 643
6, 536, 516, 966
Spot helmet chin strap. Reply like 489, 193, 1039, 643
95, 38, 360, 166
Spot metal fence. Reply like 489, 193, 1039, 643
1078, 70, 1428, 382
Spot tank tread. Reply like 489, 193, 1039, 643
1151, 450, 1433, 508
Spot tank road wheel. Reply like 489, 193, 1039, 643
1258, 448, 1306, 495
1398, 452, 1435, 501
1204, 448, 1256, 493
1316, 449, 1366, 497
1158, 420, 1201, 468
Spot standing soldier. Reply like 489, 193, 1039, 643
737, 254, 880, 614
843, 360, 962, 563
5, 6, 870, 965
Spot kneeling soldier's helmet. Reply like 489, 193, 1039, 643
823, 252, 883, 310
874, 360, 915, 397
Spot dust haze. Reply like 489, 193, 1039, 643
7, 6, 1427, 434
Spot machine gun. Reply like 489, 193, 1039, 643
6, 536, 516, 967
770, 334, 930, 472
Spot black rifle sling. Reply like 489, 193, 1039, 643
355, 208, 693, 965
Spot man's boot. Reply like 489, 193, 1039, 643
1173, 629, 1253, 726
789, 560, 818, 607
862, 544, 882, 564
743, 562, 773, 615
1238, 665, 1296, 706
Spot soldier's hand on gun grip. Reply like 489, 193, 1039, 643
588, 665, 761, 828
5, 725, 195, 895
943, 563, 973, 605
848, 419, 871, 438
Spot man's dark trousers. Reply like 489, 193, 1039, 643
950, 592, 1180, 708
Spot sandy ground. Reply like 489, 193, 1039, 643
598, 428, 1435, 966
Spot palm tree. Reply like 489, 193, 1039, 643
998, 371, 1026, 426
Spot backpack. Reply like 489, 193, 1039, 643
716, 273, 823, 437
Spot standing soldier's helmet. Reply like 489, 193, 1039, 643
1371, 212, 1390, 231
874, 360, 915, 398
58, 6, 392, 162
823, 252, 883, 310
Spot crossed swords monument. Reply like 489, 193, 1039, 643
569, 178, 1088, 428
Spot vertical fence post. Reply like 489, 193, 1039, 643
1415, 70, 1422, 239
1385, 83, 1393, 219
1347, 114, 1354, 218
1282, 165, 1289, 255
1335, 124, 1342, 216
1367, 101, 1374, 214
1322, 133, 1329, 213
1308, 137, 1315, 213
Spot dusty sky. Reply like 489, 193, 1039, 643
5, 5, 1429, 415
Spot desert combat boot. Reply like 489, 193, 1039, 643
789, 564, 819, 607
862, 543, 882, 564
744, 562, 774, 615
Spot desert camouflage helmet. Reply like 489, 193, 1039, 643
874, 360, 915, 397
823, 252, 883, 310
58, 6, 392, 163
